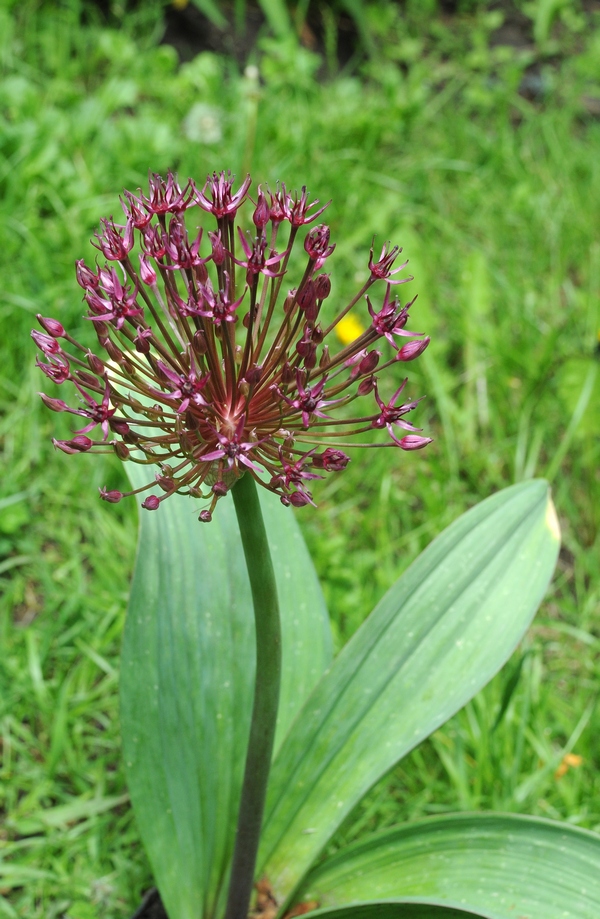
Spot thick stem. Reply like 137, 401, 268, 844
224, 473, 282, 919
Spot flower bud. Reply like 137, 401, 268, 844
357, 375, 376, 396
76, 371, 99, 389
99, 487, 123, 503
113, 440, 130, 460
245, 364, 263, 385
40, 393, 69, 412
193, 330, 208, 355
110, 419, 131, 436
142, 494, 160, 510
94, 321, 110, 342
212, 481, 228, 497
104, 340, 123, 363
139, 253, 157, 286
198, 509, 212, 522
396, 337, 430, 362
314, 273, 331, 300
358, 350, 380, 375
53, 435, 94, 454
305, 348, 318, 370
397, 435, 433, 451
87, 351, 105, 375
297, 280, 317, 319
37, 315, 65, 338
281, 361, 295, 384
253, 189, 270, 230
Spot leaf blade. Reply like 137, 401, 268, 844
296, 901, 491, 919
297, 813, 600, 919
259, 481, 560, 902
120, 473, 331, 919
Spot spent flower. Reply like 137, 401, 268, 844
33, 169, 431, 519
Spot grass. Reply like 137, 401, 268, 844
0, 0, 599, 915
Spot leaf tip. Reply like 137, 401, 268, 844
545, 495, 561, 542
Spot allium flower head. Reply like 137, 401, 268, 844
33, 170, 431, 520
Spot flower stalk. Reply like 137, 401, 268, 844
226, 472, 281, 919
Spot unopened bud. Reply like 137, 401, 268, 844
396, 336, 430, 362
314, 273, 331, 300
37, 315, 65, 338
94, 321, 110, 342
142, 494, 160, 510
104, 340, 123, 363
212, 481, 228, 497
245, 364, 262, 385
297, 280, 317, 319
198, 509, 212, 522
281, 361, 295, 384
156, 474, 176, 492
53, 435, 94, 454
99, 487, 123, 503
193, 330, 207, 355
110, 419, 131, 436
113, 440, 130, 460
253, 189, 270, 230
358, 350, 380, 375
40, 393, 69, 412
304, 349, 318, 370
357, 375, 376, 396
283, 291, 296, 313
397, 435, 433, 451
87, 351, 105, 375
138, 253, 157, 286
76, 371, 99, 389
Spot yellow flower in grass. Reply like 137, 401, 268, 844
555, 752, 583, 779
336, 313, 365, 346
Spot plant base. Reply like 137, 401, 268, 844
130, 888, 168, 919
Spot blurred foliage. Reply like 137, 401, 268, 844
0, 0, 599, 915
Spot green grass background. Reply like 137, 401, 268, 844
0, 1, 599, 916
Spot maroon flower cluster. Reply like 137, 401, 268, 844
33, 170, 431, 521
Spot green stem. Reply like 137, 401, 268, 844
224, 473, 282, 919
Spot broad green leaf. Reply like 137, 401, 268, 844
296, 813, 600, 919
120, 470, 331, 919
259, 481, 560, 903
296, 901, 488, 919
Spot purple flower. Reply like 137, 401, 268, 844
34, 169, 430, 518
